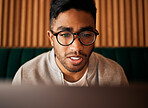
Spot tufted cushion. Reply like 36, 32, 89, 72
0, 48, 148, 82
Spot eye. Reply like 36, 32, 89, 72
82, 33, 92, 37
61, 34, 70, 37
59, 32, 71, 38
80, 31, 93, 38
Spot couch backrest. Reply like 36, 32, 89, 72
0, 48, 148, 82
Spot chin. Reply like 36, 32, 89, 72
64, 65, 86, 73
67, 69, 83, 73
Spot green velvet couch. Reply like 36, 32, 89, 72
0, 48, 148, 83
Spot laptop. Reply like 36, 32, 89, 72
0, 82, 148, 108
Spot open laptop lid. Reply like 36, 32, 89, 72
0, 83, 148, 108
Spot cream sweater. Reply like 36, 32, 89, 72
12, 49, 128, 86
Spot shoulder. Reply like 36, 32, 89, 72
23, 51, 50, 67
12, 51, 52, 85
91, 52, 128, 86
21, 51, 52, 74
92, 52, 122, 69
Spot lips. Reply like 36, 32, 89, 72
68, 56, 83, 65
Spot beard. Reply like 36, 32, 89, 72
54, 46, 94, 73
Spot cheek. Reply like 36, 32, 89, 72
53, 37, 60, 49
84, 45, 94, 53
53, 39, 67, 56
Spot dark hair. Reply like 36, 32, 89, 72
50, 0, 96, 30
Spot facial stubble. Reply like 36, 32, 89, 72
54, 46, 94, 73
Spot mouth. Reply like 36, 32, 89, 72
68, 56, 83, 65
70, 57, 81, 60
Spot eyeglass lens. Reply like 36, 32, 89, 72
57, 31, 96, 46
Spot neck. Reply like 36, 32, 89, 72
63, 65, 88, 82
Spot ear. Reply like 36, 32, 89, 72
47, 30, 54, 46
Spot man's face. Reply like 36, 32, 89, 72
49, 9, 96, 73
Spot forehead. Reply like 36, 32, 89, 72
52, 9, 95, 32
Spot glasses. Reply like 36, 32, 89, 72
52, 30, 99, 46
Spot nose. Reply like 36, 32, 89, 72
69, 36, 84, 52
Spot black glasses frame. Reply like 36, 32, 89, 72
52, 30, 99, 46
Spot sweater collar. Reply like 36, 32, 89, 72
49, 48, 61, 73
86, 52, 99, 86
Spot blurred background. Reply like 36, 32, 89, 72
0, 0, 148, 48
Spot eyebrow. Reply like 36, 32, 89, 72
79, 26, 95, 32
56, 26, 96, 32
57, 26, 73, 31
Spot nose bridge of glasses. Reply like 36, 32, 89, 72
73, 33, 79, 37
71, 33, 83, 45
70, 35, 84, 51
72, 32, 80, 40
74, 32, 85, 44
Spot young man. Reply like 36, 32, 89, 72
12, 0, 128, 86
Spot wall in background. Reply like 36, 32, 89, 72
0, 0, 51, 48
0, 0, 148, 48
95, 0, 148, 47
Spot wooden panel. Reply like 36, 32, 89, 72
32, 0, 39, 47
95, 0, 101, 47
8, 0, 14, 47
119, 0, 126, 47
44, 0, 51, 47
125, 0, 132, 47
26, 0, 33, 47
0, 0, 2, 46
131, 0, 138, 47
14, 0, 21, 47
0, 0, 3, 46
144, 0, 148, 46
107, 0, 113, 47
138, 0, 144, 47
100, 0, 107, 47
38, 0, 45, 47
2, 0, 8, 47
113, 0, 119, 47
20, 0, 26, 47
